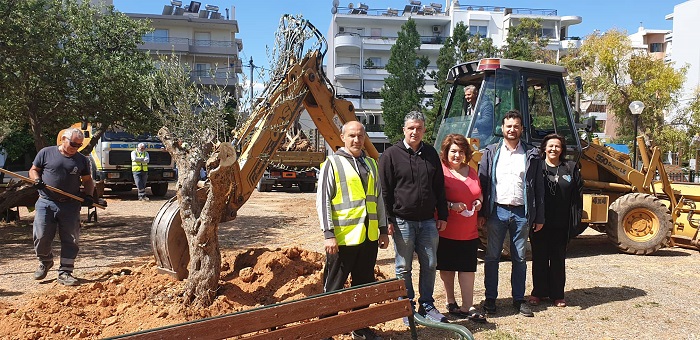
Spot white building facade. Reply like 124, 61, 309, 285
327, 1, 582, 150
123, 1, 244, 95
666, 0, 700, 111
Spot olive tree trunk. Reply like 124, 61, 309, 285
159, 127, 236, 307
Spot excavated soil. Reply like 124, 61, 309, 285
0, 184, 699, 339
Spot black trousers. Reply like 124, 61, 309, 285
323, 239, 379, 293
530, 226, 568, 300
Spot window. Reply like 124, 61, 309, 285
144, 29, 168, 43
541, 27, 555, 39
370, 28, 382, 38
649, 43, 663, 53
364, 57, 382, 69
194, 32, 211, 46
195, 63, 211, 77
469, 25, 487, 38
524, 75, 575, 144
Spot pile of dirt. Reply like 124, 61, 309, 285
0, 247, 333, 339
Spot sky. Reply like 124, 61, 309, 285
112, 0, 679, 89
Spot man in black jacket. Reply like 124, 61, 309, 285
379, 111, 449, 323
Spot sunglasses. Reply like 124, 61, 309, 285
68, 140, 83, 148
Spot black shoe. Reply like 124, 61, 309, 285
514, 300, 534, 317
483, 298, 497, 314
33, 261, 53, 280
57, 272, 79, 286
351, 327, 382, 340
446, 302, 469, 318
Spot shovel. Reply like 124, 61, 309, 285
0, 168, 106, 209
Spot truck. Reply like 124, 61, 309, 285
257, 123, 325, 193
433, 57, 700, 254
65, 123, 176, 197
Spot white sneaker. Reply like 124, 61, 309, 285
418, 304, 448, 323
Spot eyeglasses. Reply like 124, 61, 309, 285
68, 140, 83, 148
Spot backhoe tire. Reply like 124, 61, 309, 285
151, 183, 169, 197
606, 193, 672, 255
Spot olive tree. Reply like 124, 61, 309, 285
147, 54, 236, 307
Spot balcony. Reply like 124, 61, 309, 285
365, 124, 385, 132
140, 36, 237, 56
189, 39, 237, 55
362, 66, 388, 77
141, 36, 190, 53
190, 69, 238, 86
335, 64, 361, 79
560, 37, 582, 50
335, 33, 362, 53
361, 98, 383, 109
363, 36, 396, 51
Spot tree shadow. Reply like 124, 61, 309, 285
566, 234, 620, 258
0, 214, 155, 270
544, 286, 647, 311
567, 234, 693, 258
218, 215, 297, 249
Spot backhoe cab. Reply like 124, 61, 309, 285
435, 58, 581, 163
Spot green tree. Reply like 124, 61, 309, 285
147, 54, 236, 307
381, 18, 429, 143
567, 29, 687, 149
679, 87, 700, 137
0, 0, 154, 152
501, 18, 552, 63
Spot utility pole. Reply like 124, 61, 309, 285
249, 57, 255, 116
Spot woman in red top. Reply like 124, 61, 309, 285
437, 134, 486, 322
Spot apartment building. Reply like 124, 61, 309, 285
121, 1, 244, 95
666, 0, 700, 110
629, 25, 671, 62
327, 0, 582, 150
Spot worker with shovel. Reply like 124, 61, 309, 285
29, 127, 95, 286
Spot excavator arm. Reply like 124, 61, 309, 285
152, 16, 378, 279
221, 50, 378, 223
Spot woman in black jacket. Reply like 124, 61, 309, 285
529, 133, 582, 308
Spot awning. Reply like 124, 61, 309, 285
606, 143, 630, 154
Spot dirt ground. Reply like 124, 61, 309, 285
0, 184, 699, 339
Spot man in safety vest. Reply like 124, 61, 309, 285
131, 143, 150, 201
316, 121, 389, 340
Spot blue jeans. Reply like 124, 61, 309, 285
484, 204, 529, 302
133, 171, 148, 198
392, 217, 439, 306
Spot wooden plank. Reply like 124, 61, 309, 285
114, 280, 409, 340
247, 299, 412, 340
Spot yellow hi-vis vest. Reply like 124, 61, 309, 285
326, 155, 380, 246
132, 151, 148, 172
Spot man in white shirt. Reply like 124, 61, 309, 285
477, 110, 544, 317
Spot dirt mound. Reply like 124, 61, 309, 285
0, 247, 330, 339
